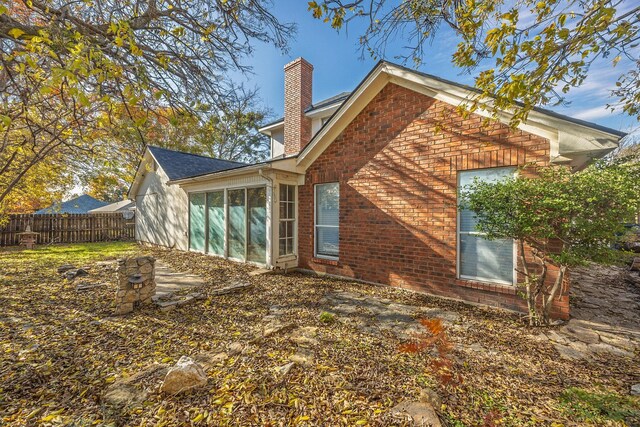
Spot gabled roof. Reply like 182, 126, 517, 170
147, 146, 247, 181
88, 200, 135, 213
297, 60, 625, 169
35, 194, 107, 214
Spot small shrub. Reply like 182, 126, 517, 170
319, 311, 335, 324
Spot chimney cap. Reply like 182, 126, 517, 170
284, 57, 313, 71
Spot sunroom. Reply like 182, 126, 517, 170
168, 158, 304, 269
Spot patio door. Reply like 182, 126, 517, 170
228, 189, 246, 260
247, 187, 267, 264
206, 191, 225, 256
189, 193, 206, 252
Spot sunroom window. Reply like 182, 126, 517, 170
279, 184, 296, 257
315, 182, 339, 258
458, 167, 515, 284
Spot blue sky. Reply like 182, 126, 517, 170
233, 1, 638, 135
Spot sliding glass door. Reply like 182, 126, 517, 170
189, 193, 206, 252
247, 187, 267, 264
207, 191, 225, 256
228, 189, 246, 260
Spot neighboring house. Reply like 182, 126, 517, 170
88, 200, 136, 214
129, 58, 625, 319
35, 194, 108, 214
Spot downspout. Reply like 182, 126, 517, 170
259, 168, 275, 269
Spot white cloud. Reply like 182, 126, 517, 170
572, 106, 614, 121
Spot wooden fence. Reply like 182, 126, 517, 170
0, 213, 135, 246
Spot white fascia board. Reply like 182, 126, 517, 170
128, 149, 156, 199
258, 121, 284, 135
305, 103, 342, 119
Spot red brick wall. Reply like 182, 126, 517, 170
298, 83, 570, 319
284, 58, 313, 156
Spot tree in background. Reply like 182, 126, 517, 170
76, 88, 269, 202
0, 0, 292, 214
462, 161, 640, 325
308, 0, 639, 125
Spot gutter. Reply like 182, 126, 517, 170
167, 163, 271, 186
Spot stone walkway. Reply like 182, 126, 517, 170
543, 264, 640, 360
154, 261, 204, 297
320, 290, 461, 340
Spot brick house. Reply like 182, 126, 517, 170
129, 58, 625, 318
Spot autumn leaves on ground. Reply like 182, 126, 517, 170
1, 242, 638, 426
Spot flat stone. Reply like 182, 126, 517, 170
419, 388, 442, 409
630, 257, 640, 271
390, 400, 442, 426
76, 283, 107, 291
57, 264, 76, 274
289, 349, 315, 367
561, 323, 601, 344
211, 282, 253, 296
103, 363, 168, 407
631, 384, 640, 396
264, 322, 297, 337
555, 343, 589, 360
589, 343, 634, 358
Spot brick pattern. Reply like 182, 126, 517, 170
298, 83, 570, 319
284, 58, 313, 155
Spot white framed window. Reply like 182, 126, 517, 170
314, 182, 339, 259
279, 184, 296, 257
458, 167, 516, 285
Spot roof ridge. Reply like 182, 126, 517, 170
147, 145, 248, 164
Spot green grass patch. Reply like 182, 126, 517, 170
559, 387, 640, 424
0, 241, 138, 267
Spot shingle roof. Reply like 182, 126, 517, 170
147, 146, 247, 181
35, 194, 108, 214
261, 92, 353, 129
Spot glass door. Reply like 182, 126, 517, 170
206, 191, 225, 256
228, 189, 246, 260
247, 187, 267, 263
189, 193, 206, 252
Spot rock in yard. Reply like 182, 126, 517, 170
276, 362, 295, 375
631, 384, 640, 396
57, 264, 76, 274
64, 268, 89, 280
160, 356, 208, 395
228, 342, 244, 355
631, 257, 640, 271
391, 400, 442, 426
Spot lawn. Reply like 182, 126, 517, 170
0, 242, 638, 426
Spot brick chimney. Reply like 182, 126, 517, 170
284, 58, 313, 155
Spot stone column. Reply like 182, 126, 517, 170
114, 256, 156, 315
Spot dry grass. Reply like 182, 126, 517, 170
0, 242, 638, 426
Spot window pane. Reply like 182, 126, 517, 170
279, 238, 286, 256
279, 202, 288, 219
458, 167, 516, 283
316, 226, 339, 257
228, 189, 246, 260
287, 202, 295, 219
316, 183, 339, 226
189, 193, 206, 252
206, 191, 224, 256
460, 234, 513, 283
247, 187, 267, 263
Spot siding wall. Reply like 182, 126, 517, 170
135, 160, 189, 250
297, 83, 570, 319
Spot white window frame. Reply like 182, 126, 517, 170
278, 184, 296, 258
314, 182, 339, 260
456, 168, 517, 285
